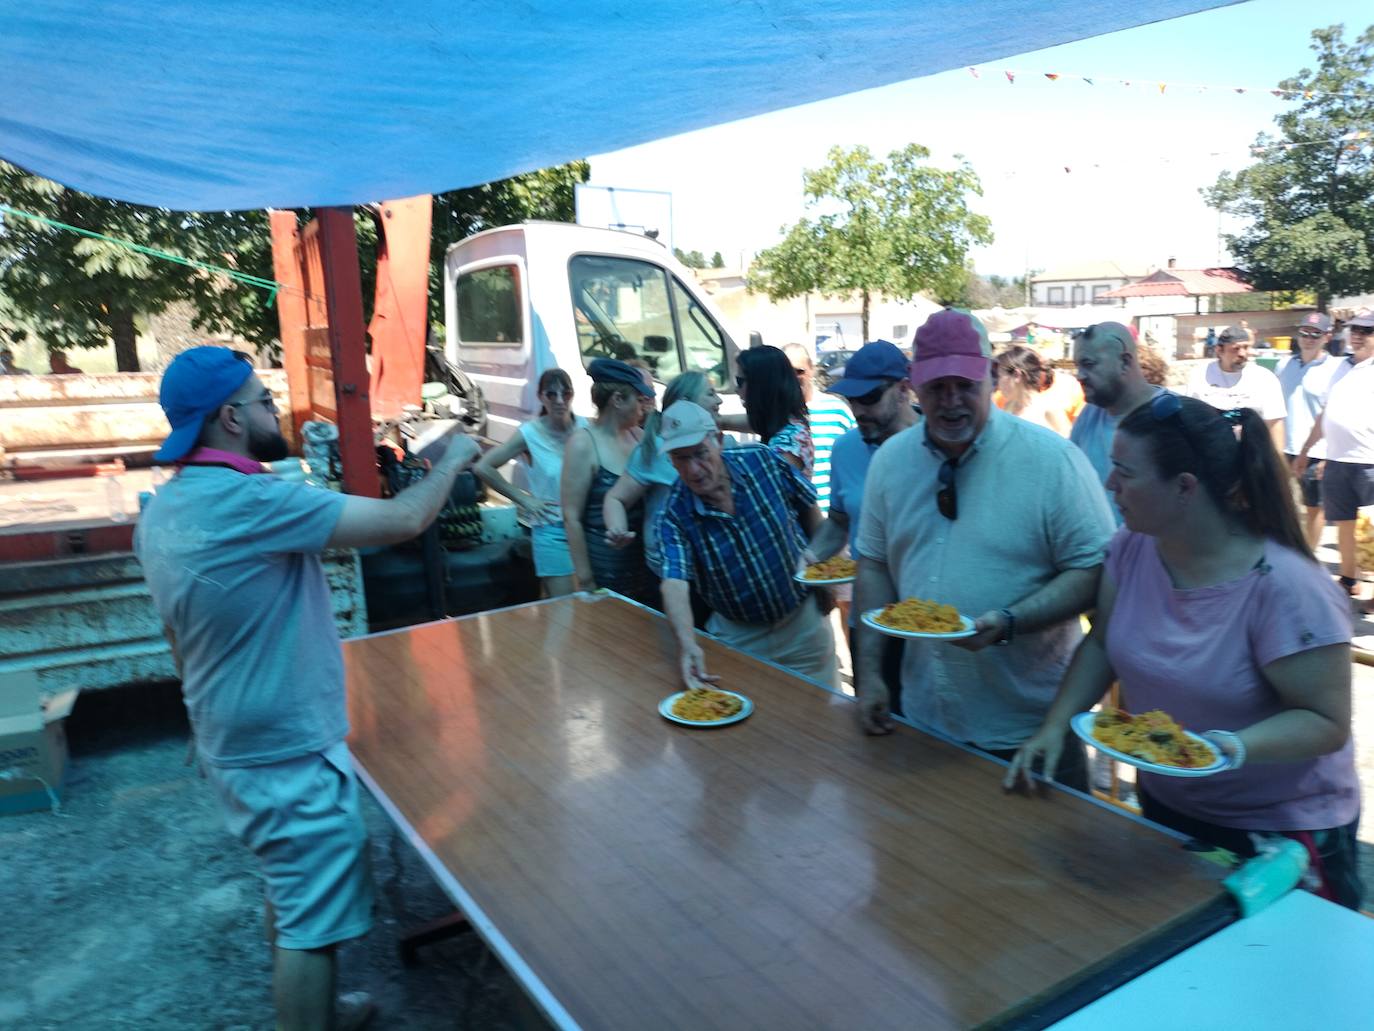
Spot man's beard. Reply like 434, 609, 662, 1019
247, 423, 291, 463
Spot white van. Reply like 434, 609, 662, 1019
443, 222, 746, 443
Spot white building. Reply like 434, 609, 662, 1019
1030, 260, 1147, 308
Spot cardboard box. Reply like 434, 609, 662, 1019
0, 671, 77, 815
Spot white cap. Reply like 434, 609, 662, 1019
657, 400, 717, 452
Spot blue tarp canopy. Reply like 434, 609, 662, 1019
1, 1, 1237, 211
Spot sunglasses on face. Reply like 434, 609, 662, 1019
1351, 326, 1373, 335
937, 458, 958, 520
850, 383, 893, 407
541, 388, 573, 400
1298, 330, 1324, 339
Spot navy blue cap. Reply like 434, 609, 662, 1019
154, 346, 253, 461
825, 340, 909, 397
587, 357, 654, 397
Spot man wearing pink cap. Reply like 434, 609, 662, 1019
853, 309, 1113, 788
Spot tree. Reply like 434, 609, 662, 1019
673, 247, 708, 269
0, 164, 267, 370
711, 251, 725, 268
0, 160, 589, 369
748, 144, 993, 340
1204, 24, 1374, 310
957, 269, 1028, 309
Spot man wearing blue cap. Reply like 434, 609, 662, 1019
806, 341, 919, 709
135, 346, 478, 1029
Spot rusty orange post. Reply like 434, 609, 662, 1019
367, 195, 433, 422
315, 207, 379, 498
268, 210, 311, 449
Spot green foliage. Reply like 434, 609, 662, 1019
673, 247, 708, 269
711, 251, 725, 268
956, 268, 1028, 309
1205, 24, 1374, 308
0, 160, 590, 369
749, 144, 993, 337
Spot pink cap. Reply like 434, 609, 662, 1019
911, 309, 992, 387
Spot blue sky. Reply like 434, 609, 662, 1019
588, 1, 1371, 278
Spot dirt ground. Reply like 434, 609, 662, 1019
0, 682, 528, 1030
4, 667, 1373, 1030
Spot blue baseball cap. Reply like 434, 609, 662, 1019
154, 346, 254, 461
586, 357, 654, 397
826, 340, 909, 397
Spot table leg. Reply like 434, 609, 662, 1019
399, 910, 473, 966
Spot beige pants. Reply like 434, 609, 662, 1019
707, 594, 839, 689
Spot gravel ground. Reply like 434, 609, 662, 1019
0, 682, 528, 1030
4, 665, 1373, 1029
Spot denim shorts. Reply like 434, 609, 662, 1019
205, 741, 374, 950
531, 522, 574, 578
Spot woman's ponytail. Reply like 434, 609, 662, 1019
1232, 406, 1310, 556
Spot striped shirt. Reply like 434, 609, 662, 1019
658, 445, 816, 624
807, 398, 856, 513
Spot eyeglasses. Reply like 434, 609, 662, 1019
227, 393, 278, 415
1298, 330, 1324, 339
937, 458, 958, 520
541, 388, 573, 400
1350, 326, 1373, 335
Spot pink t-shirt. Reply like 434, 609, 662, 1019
1105, 528, 1359, 831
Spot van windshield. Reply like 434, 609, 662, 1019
568, 255, 728, 389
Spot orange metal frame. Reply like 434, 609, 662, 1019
269, 207, 379, 498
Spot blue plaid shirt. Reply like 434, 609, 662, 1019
658, 445, 815, 624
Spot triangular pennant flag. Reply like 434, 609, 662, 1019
1271, 89, 1284, 98
1045, 73, 1060, 81
1064, 166, 1072, 174
1234, 88, 1246, 94
1158, 82, 1167, 94
1304, 90, 1314, 99
968, 66, 980, 78
1005, 70, 1015, 84
1122, 80, 1132, 87
1083, 77, 1094, 86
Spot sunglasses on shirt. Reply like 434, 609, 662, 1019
937, 457, 958, 520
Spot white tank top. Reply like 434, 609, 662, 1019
519, 416, 587, 519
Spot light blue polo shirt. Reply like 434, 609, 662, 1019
135, 467, 348, 767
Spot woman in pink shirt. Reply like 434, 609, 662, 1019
1006, 393, 1361, 909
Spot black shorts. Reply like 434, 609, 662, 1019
1286, 455, 1322, 509
1321, 461, 1374, 522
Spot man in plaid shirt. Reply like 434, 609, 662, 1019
657, 400, 837, 689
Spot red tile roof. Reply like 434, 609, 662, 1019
1100, 268, 1251, 298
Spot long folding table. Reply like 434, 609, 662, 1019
344, 594, 1230, 1029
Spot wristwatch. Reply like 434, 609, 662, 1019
996, 608, 1016, 646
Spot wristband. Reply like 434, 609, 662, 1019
996, 608, 1015, 646
1204, 730, 1247, 770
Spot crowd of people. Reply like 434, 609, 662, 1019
136, 306, 1370, 1025
466, 311, 1368, 915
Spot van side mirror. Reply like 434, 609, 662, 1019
749, 331, 764, 349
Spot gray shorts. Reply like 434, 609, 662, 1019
1321, 461, 1374, 522
205, 741, 374, 950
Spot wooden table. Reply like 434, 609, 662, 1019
345, 595, 1226, 1030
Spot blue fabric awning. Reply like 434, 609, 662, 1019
0, 1, 1238, 211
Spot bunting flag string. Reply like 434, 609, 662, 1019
965, 65, 1373, 101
